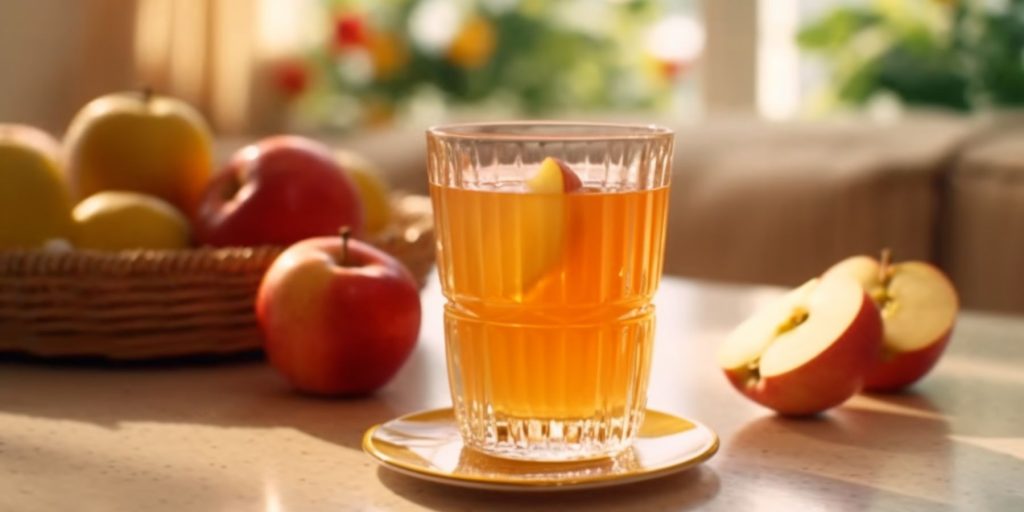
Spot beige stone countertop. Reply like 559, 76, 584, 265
1, 275, 1023, 511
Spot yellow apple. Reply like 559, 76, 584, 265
335, 149, 391, 235
0, 124, 73, 248
823, 251, 959, 391
72, 191, 191, 250
64, 90, 214, 215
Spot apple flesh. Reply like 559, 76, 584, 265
718, 274, 883, 416
257, 233, 421, 395
824, 254, 958, 391
196, 136, 364, 247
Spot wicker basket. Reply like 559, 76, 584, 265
0, 194, 435, 360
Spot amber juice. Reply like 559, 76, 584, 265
432, 181, 670, 460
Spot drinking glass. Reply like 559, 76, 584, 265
427, 122, 673, 461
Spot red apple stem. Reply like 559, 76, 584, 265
879, 247, 893, 285
339, 226, 351, 266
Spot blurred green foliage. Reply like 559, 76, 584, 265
799, 0, 1024, 111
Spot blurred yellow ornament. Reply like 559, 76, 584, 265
369, 32, 408, 80
361, 98, 396, 127
73, 191, 191, 250
643, 53, 691, 85
447, 16, 496, 69
336, 149, 392, 235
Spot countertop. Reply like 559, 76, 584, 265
1, 275, 1023, 511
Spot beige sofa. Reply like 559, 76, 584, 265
230, 114, 1024, 314
942, 122, 1024, 313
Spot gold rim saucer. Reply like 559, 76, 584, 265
362, 408, 719, 491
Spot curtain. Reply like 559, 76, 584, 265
134, 0, 324, 134
0, 0, 136, 134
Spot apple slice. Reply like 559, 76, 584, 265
718, 274, 883, 416
515, 158, 582, 295
526, 157, 583, 193
824, 251, 958, 391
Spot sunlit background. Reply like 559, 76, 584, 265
3, 0, 1024, 312
9, 0, 1013, 134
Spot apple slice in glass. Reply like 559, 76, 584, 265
516, 157, 582, 297
718, 274, 883, 416
526, 157, 583, 193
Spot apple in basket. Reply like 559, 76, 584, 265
0, 123, 73, 248
256, 229, 421, 395
63, 89, 214, 213
196, 135, 364, 247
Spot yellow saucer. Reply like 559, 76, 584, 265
362, 408, 719, 491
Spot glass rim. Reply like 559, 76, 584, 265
427, 121, 674, 142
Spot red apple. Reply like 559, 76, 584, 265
823, 251, 958, 392
256, 231, 421, 395
718, 274, 883, 416
196, 135, 364, 246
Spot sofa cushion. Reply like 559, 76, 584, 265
943, 128, 1024, 313
665, 116, 978, 286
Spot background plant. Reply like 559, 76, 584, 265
799, 0, 1024, 112
274, 0, 694, 131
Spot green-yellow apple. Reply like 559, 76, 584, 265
718, 274, 883, 416
0, 124, 72, 248
196, 136, 364, 247
72, 191, 191, 250
335, 149, 392, 235
823, 251, 958, 392
64, 89, 214, 214
256, 230, 421, 395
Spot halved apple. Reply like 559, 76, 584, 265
718, 274, 883, 416
823, 251, 959, 391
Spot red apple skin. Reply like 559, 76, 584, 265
724, 292, 883, 416
823, 256, 959, 392
864, 327, 953, 392
256, 236, 421, 395
553, 158, 583, 192
196, 135, 364, 246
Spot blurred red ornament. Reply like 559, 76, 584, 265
655, 59, 693, 82
273, 60, 309, 98
335, 13, 369, 49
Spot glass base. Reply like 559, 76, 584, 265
456, 408, 646, 462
